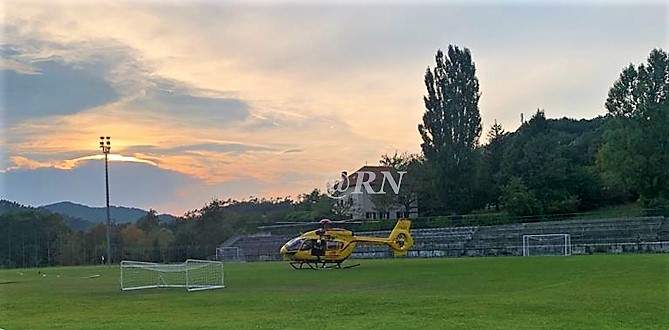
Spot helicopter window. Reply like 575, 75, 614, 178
300, 239, 315, 251
285, 238, 303, 252
326, 241, 343, 250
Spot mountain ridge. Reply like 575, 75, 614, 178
1, 200, 178, 230
40, 201, 178, 224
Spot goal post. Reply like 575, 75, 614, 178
120, 259, 224, 292
522, 234, 571, 256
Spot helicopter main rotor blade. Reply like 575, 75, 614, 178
257, 223, 313, 229
272, 218, 376, 224
258, 220, 381, 229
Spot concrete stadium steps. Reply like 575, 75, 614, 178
232, 235, 291, 261
660, 218, 669, 241
461, 217, 665, 256
222, 216, 668, 260
353, 227, 478, 258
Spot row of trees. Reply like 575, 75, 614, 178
406, 46, 669, 216
0, 194, 340, 267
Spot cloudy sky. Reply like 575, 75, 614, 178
1, 1, 667, 214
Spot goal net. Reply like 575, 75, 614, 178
216, 247, 243, 262
120, 259, 224, 292
522, 234, 571, 256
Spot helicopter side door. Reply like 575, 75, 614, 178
307, 239, 325, 257
325, 240, 343, 258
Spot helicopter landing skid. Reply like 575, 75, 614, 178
289, 261, 360, 270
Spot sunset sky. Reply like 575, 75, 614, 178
1, 1, 667, 215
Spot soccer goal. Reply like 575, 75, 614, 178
120, 259, 224, 292
216, 247, 243, 262
522, 234, 572, 256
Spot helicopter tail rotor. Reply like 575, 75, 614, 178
386, 219, 414, 256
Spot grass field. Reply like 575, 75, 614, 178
1, 254, 668, 329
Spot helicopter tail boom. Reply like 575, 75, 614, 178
353, 219, 414, 256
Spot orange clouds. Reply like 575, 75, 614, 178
5, 154, 157, 172
4, 1, 665, 211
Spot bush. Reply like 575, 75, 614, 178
501, 177, 543, 216
545, 194, 580, 214
640, 197, 669, 217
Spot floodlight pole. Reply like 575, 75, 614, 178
100, 136, 112, 265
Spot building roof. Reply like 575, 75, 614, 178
346, 165, 398, 189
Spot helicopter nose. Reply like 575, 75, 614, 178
280, 245, 294, 260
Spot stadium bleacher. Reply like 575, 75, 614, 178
220, 216, 669, 261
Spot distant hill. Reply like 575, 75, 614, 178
0, 200, 37, 215
39, 201, 178, 225
0, 200, 29, 213
0, 200, 95, 231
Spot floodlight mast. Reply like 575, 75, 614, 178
99, 136, 112, 265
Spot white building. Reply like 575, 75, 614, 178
335, 165, 418, 220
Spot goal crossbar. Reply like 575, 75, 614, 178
522, 234, 572, 256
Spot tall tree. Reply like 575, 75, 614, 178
482, 120, 509, 209
418, 45, 482, 213
599, 48, 669, 202
605, 49, 668, 118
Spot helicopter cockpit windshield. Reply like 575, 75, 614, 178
284, 238, 303, 252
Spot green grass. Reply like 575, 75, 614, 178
1, 255, 668, 329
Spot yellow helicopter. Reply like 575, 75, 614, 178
276, 218, 413, 269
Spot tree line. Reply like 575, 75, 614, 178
411, 46, 668, 216
0, 195, 340, 267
